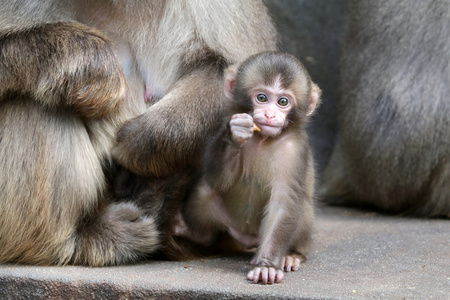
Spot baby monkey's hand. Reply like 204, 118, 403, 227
230, 113, 254, 145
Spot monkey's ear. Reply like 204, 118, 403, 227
224, 65, 238, 99
307, 83, 321, 116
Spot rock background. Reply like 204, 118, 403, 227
266, 0, 350, 177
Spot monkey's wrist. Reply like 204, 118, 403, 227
223, 129, 246, 148
231, 139, 247, 148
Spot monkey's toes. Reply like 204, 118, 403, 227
283, 255, 303, 272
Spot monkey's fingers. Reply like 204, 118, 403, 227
274, 268, 284, 283
267, 267, 277, 284
247, 267, 284, 284
257, 270, 266, 284
230, 115, 254, 129
249, 267, 261, 284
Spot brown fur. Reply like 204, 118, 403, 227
322, 0, 450, 218
0, 1, 277, 266
157, 171, 245, 261
111, 1, 278, 177
0, 22, 126, 119
167, 52, 318, 275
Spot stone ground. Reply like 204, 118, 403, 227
1, 205, 448, 299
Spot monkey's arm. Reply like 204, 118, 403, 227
114, 83, 254, 179
114, 65, 227, 178
248, 186, 307, 284
0, 22, 126, 118
249, 144, 313, 284
203, 113, 254, 190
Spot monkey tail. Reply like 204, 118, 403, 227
70, 202, 161, 266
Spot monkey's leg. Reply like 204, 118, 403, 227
209, 193, 259, 249
227, 227, 259, 250
0, 99, 159, 266
115, 65, 227, 177
248, 192, 312, 284
0, 22, 126, 118
179, 179, 259, 249
282, 197, 313, 272
176, 179, 230, 246
171, 208, 217, 247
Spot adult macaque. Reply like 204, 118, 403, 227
174, 52, 320, 284
322, 0, 450, 218
0, 1, 277, 266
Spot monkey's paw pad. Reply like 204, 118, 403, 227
247, 266, 284, 285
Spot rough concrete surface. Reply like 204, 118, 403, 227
0, 205, 448, 299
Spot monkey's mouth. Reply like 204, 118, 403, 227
255, 121, 283, 129
255, 123, 283, 135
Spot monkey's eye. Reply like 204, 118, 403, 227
278, 97, 289, 107
256, 93, 268, 102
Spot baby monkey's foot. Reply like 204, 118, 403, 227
283, 254, 305, 272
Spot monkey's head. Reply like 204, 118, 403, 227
224, 51, 320, 137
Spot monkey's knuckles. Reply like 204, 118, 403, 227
230, 115, 254, 128
232, 113, 252, 120
230, 121, 254, 145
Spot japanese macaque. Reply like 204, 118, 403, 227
0, 1, 277, 266
322, 0, 450, 218
173, 52, 320, 284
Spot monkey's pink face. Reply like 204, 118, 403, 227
251, 85, 294, 137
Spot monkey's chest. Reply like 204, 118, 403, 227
222, 173, 270, 233
222, 145, 277, 232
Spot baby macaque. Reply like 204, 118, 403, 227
174, 51, 320, 284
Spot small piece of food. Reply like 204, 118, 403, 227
253, 123, 262, 132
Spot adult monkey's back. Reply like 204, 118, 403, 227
0, 1, 277, 266
323, 0, 450, 217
